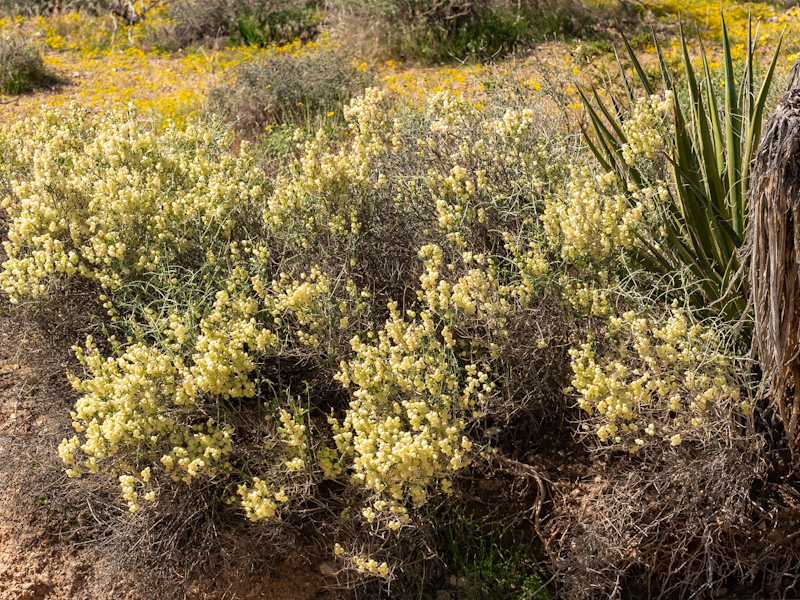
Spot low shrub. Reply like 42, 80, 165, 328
152, 0, 322, 50
207, 49, 373, 137
328, 0, 585, 63
0, 32, 46, 94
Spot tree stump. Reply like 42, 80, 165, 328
748, 85, 800, 455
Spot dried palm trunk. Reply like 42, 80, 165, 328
748, 86, 800, 454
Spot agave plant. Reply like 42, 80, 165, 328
580, 16, 782, 324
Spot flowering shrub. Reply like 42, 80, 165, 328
18, 90, 568, 539
620, 92, 672, 166
569, 304, 748, 452
0, 106, 261, 300
333, 248, 494, 526
0, 76, 753, 595
543, 167, 653, 264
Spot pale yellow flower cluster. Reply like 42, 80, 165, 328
420, 93, 550, 248
237, 477, 288, 522
351, 555, 391, 578
543, 167, 648, 263
186, 282, 276, 403
426, 90, 468, 133
235, 398, 341, 521
263, 267, 331, 349
569, 306, 744, 451
264, 88, 388, 240
561, 276, 613, 317
333, 244, 503, 527
0, 106, 263, 302
55, 253, 342, 514
621, 92, 673, 166
278, 408, 308, 471
119, 475, 140, 512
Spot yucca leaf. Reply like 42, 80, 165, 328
679, 23, 699, 106
721, 12, 744, 235
608, 91, 628, 126
671, 154, 742, 247
580, 88, 644, 185
742, 29, 783, 197
652, 25, 673, 92
614, 47, 635, 104
746, 14, 754, 119
579, 89, 621, 170
720, 252, 740, 301
619, 25, 653, 95
591, 87, 627, 143
679, 27, 726, 212
662, 219, 723, 301
635, 236, 673, 272
693, 87, 729, 221
672, 179, 722, 269
699, 36, 726, 176
579, 122, 614, 173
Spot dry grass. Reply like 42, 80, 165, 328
0, 32, 47, 94
545, 438, 800, 599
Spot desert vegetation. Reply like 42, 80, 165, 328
2, 0, 800, 598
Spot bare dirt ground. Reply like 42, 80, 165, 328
0, 309, 342, 600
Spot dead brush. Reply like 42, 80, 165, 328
545, 440, 800, 599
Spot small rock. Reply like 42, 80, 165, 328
317, 562, 337, 577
